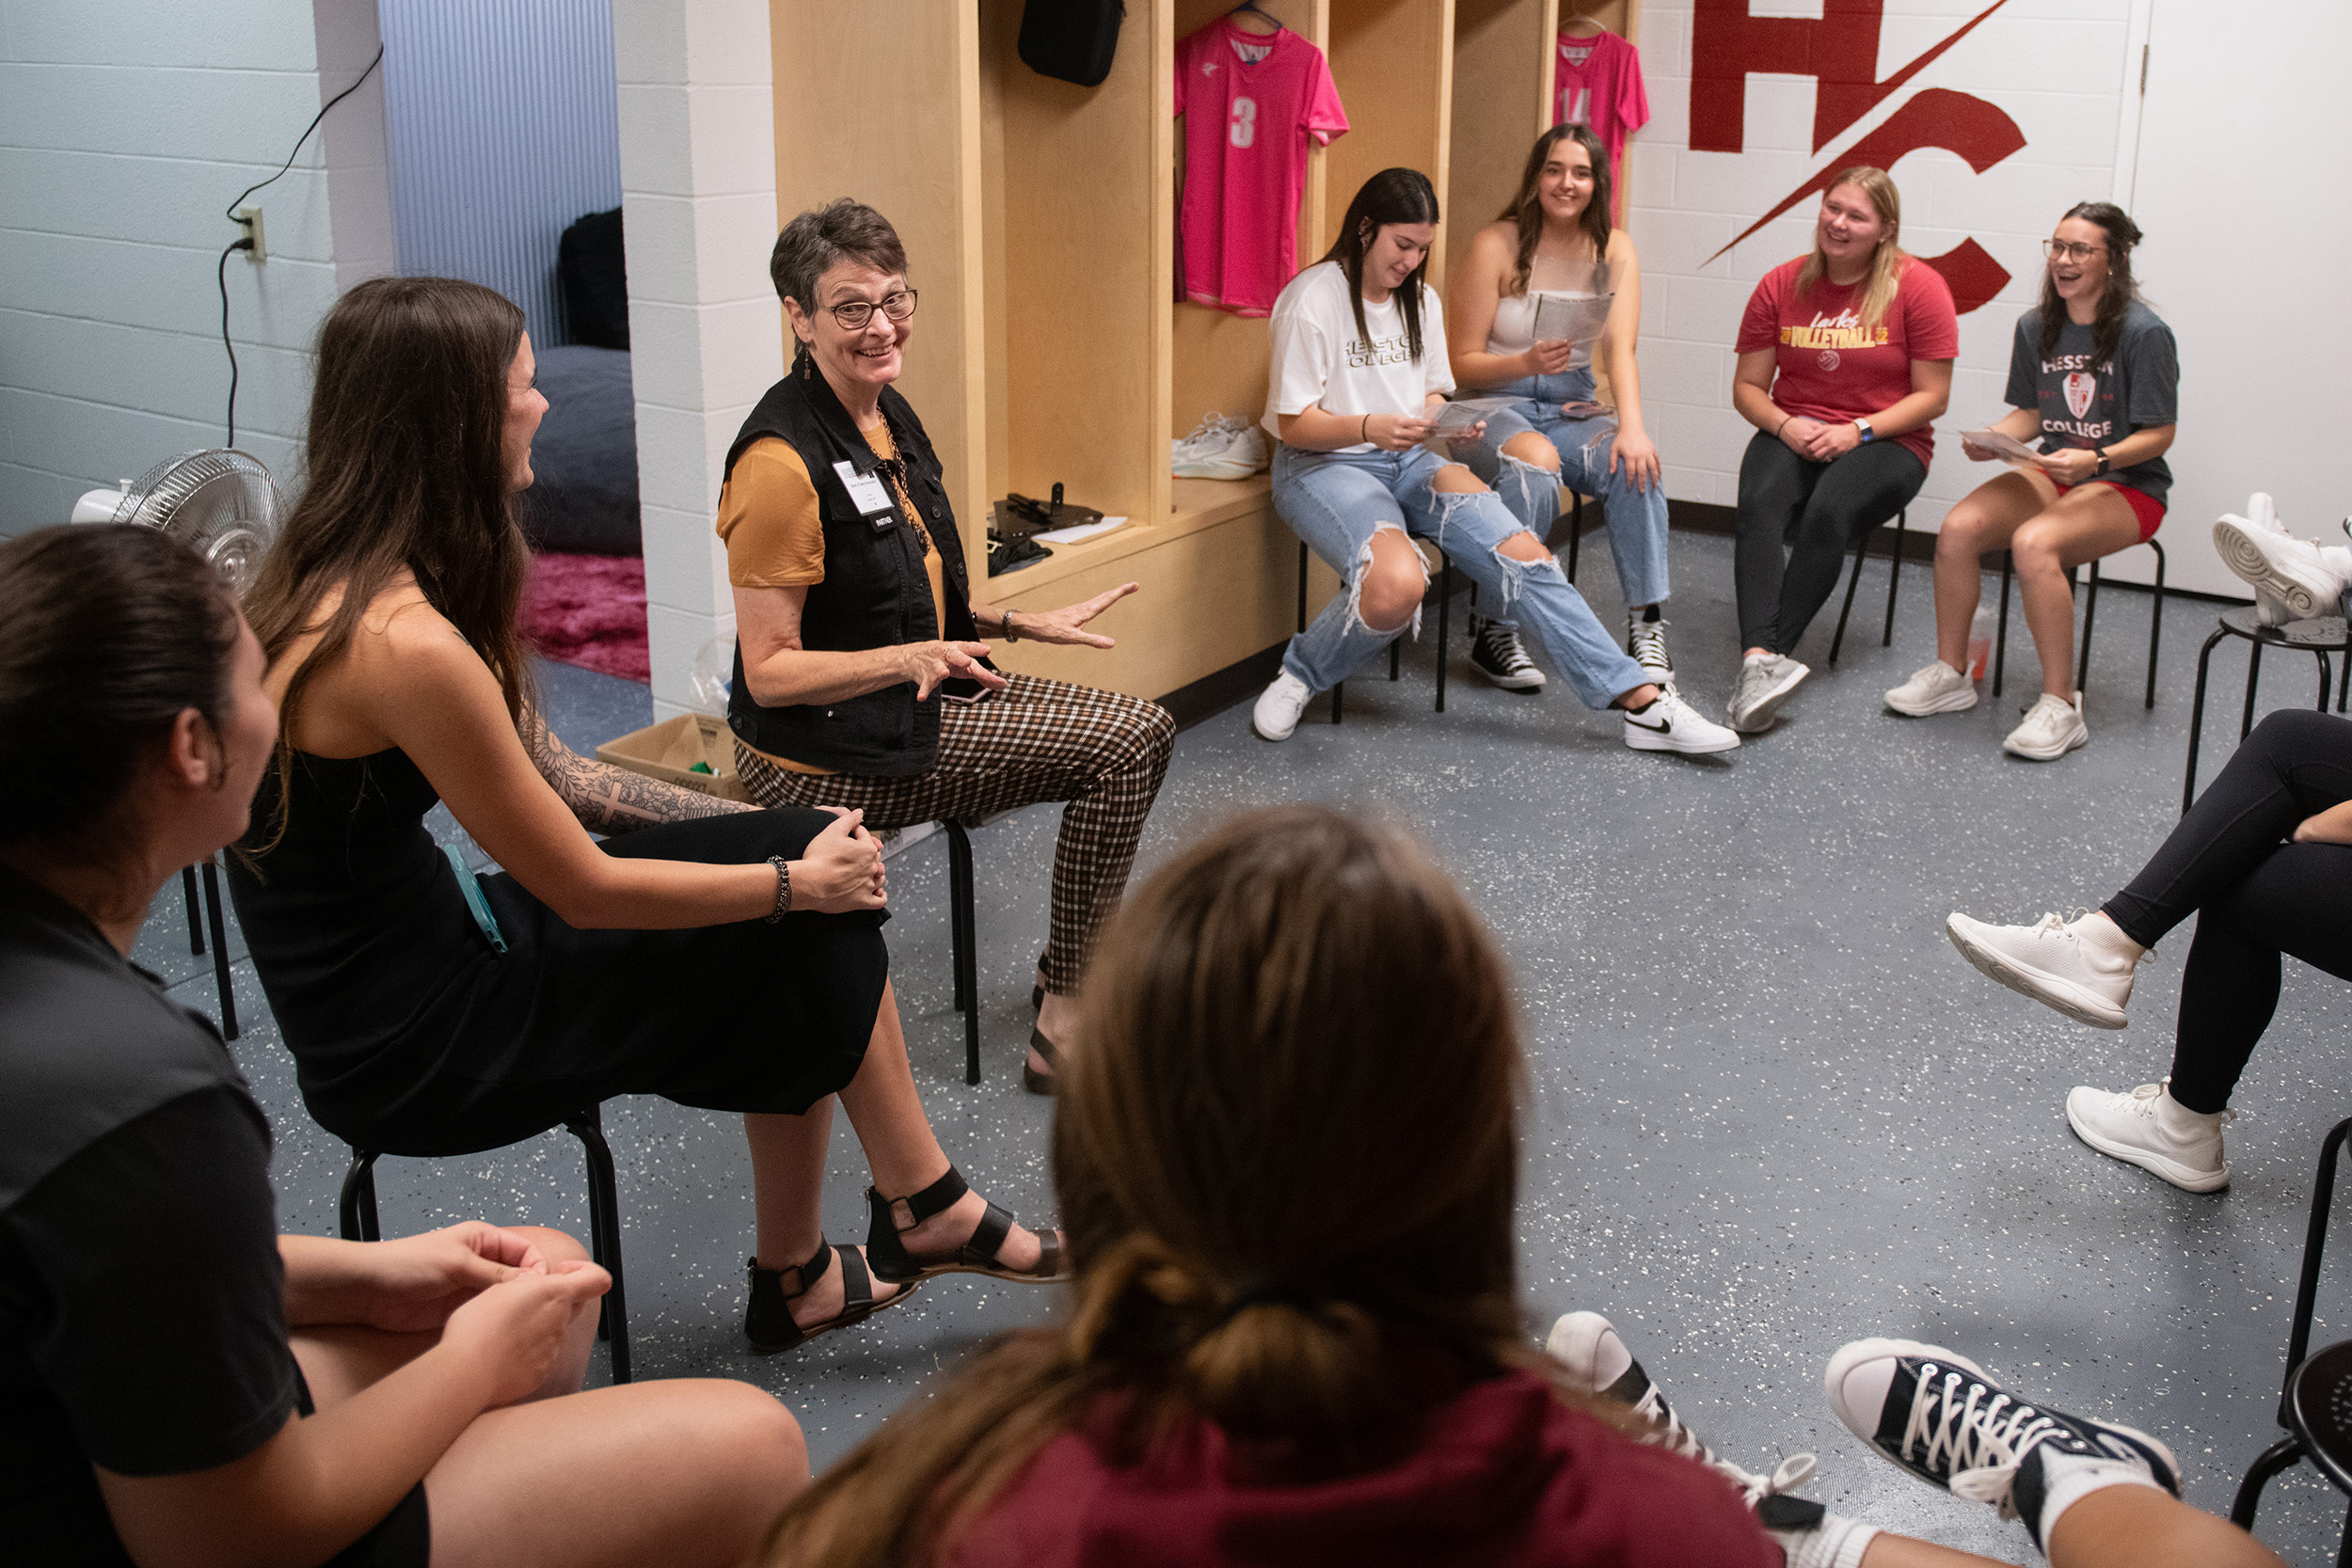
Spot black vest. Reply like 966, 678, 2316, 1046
724, 367, 978, 776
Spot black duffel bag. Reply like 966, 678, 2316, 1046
1018, 0, 1124, 87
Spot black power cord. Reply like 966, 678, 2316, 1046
217, 43, 385, 448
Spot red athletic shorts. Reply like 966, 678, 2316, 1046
2052, 479, 2165, 544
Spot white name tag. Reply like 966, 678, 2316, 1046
833, 460, 895, 518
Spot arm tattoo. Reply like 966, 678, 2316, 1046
522, 713, 755, 836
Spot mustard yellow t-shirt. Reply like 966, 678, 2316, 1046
714, 421, 949, 774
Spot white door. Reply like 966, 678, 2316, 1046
2115, 0, 2352, 595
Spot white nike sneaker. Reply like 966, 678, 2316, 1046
2002, 692, 2088, 760
1624, 688, 1740, 754
2213, 501, 2352, 622
1172, 414, 1271, 480
1884, 659, 1978, 716
2066, 1080, 2233, 1192
1727, 653, 1808, 734
1945, 910, 2139, 1029
1250, 670, 1312, 741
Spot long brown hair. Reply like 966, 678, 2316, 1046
240, 277, 535, 847
2038, 201, 2143, 370
1795, 166, 1907, 332
1502, 123, 1613, 296
1319, 167, 1441, 364
765, 804, 1577, 1567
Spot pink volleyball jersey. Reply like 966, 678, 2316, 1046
1175, 20, 1350, 319
1553, 29, 1648, 222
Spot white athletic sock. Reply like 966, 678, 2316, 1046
1767, 1512, 1882, 1568
2027, 1449, 2167, 1554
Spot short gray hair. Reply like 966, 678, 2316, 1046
770, 199, 908, 319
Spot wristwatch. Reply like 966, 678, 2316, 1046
1853, 420, 1875, 444
2093, 450, 2112, 476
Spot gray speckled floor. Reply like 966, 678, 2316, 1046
157, 541, 2352, 1564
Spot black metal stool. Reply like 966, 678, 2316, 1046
1990, 539, 2167, 708
2183, 610, 2350, 814
2232, 1115, 2352, 1560
339, 1104, 631, 1384
942, 819, 980, 1085
1829, 509, 1909, 666
179, 854, 238, 1038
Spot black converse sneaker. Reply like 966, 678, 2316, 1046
1469, 616, 1546, 691
1628, 609, 1675, 686
1824, 1338, 2180, 1548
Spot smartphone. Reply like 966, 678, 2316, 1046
937, 675, 992, 704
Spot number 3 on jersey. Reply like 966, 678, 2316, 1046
1229, 95, 1257, 149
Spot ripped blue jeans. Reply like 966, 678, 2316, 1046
1271, 442, 1650, 711
1461, 365, 1672, 611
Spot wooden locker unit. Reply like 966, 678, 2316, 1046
767, 0, 1629, 705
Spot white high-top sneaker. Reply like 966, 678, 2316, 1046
2065, 1080, 2233, 1192
1945, 910, 2141, 1028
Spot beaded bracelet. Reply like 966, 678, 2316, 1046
767, 855, 790, 923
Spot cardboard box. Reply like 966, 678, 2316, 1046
595, 713, 751, 802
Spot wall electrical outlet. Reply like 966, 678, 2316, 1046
234, 206, 266, 262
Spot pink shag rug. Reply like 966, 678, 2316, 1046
521, 551, 649, 683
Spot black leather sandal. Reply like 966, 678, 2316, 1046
1023, 1025, 1060, 1097
743, 1239, 919, 1354
866, 1164, 1069, 1285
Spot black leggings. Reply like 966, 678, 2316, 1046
1733, 433, 1927, 654
2101, 708, 2352, 1113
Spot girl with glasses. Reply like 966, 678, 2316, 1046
1885, 203, 2177, 761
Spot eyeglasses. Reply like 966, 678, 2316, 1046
2042, 240, 2107, 262
825, 290, 918, 330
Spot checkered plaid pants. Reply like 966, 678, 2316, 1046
735, 673, 1175, 994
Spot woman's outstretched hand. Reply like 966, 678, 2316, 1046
902, 640, 1009, 700
1007, 583, 1140, 649
1522, 337, 1576, 377
792, 807, 887, 912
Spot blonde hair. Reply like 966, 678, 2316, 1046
1795, 166, 1906, 331
760, 805, 1618, 1567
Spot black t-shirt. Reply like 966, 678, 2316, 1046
0, 867, 300, 1565
2004, 300, 2179, 506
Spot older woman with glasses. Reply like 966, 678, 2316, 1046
719, 199, 1175, 1095
1883, 203, 2176, 761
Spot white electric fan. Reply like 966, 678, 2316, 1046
71, 449, 279, 597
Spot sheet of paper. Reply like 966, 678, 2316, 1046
1532, 291, 1613, 345
1034, 515, 1128, 546
1958, 428, 2045, 463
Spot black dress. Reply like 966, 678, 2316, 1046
226, 747, 888, 1154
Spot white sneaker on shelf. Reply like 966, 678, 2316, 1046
1945, 910, 2138, 1028
1624, 688, 1740, 754
2002, 692, 2088, 760
1884, 659, 1978, 716
2212, 497, 2352, 622
2065, 1080, 2233, 1192
1549, 1311, 1818, 1507
1249, 669, 1312, 741
1469, 616, 1547, 691
1627, 610, 1675, 685
1727, 653, 1808, 733
1172, 414, 1270, 480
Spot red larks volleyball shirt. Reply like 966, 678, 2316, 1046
1735, 254, 1961, 468
939, 1370, 1781, 1568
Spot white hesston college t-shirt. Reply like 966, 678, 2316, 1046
1263, 260, 1455, 452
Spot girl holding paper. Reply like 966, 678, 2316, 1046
1448, 123, 1677, 696
1885, 202, 2176, 762
1249, 167, 1738, 755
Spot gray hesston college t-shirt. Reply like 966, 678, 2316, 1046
2004, 299, 2179, 507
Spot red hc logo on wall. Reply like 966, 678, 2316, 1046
1693, 0, 2021, 313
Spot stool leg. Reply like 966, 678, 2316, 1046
2323, 653, 2335, 714
2184, 627, 2228, 815
1330, 680, 1343, 723
1882, 508, 1905, 647
2242, 641, 2265, 739
1830, 530, 1868, 666
2231, 1435, 2304, 1529
2080, 559, 2104, 692
1994, 551, 2013, 697
1435, 557, 1452, 714
200, 857, 237, 1039
1296, 541, 1308, 634
946, 824, 971, 1013
2146, 540, 2167, 709
566, 1109, 630, 1385
2341, 643, 2350, 714
339, 1150, 381, 1243
183, 864, 205, 955
1566, 492, 1582, 583
946, 822, 979, 1086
